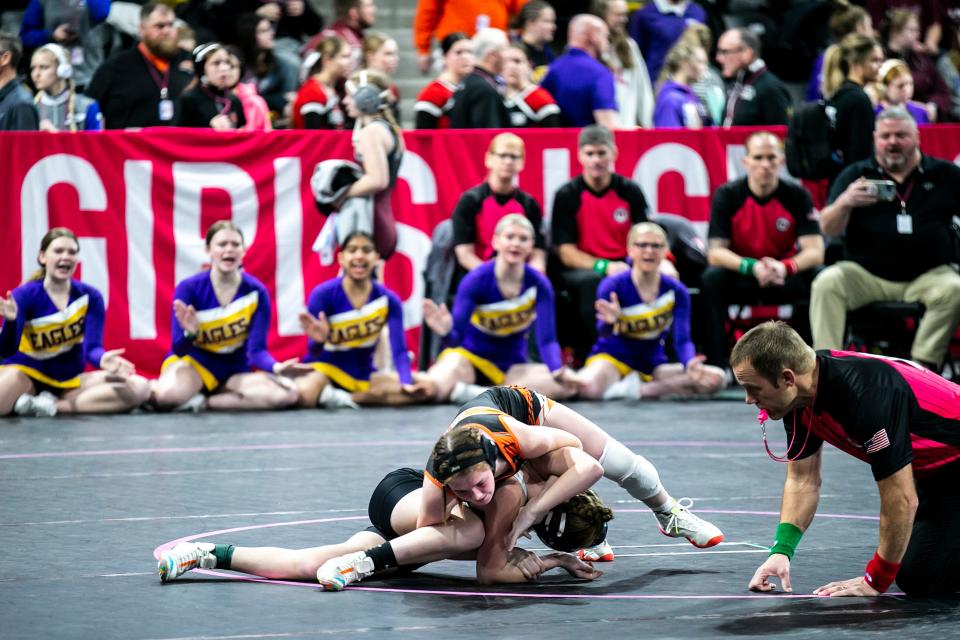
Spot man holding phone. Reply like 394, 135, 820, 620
810, 106, 960, 371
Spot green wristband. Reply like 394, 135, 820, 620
738, 257, 758, 276
593, 258, 609, 275
769, 522, 803, 559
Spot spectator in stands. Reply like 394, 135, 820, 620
292, 35, 351, 130
175, 43, 246, 130
513, 0, 556, 83
653, 39, 711, 129
305, 0, 375, 73
628, 0, 706, 82
362, 31, 400, 122
591, 0, 653, 129
866, 0, 946, 54
30, 44, 100, 131
875, 58, 934, 123
224, 45, 272, 131
452, 133, 547, 274
883, 9, 951, 121
821, 34, 884, 176
502, 44, 561, 128
19, 0, 110, 90
414, 32, 472, 129
341, 68, 404, 260
448, 27, 510, 129
679, 23, 725, 126
0, 32, 38, 130
541, 14, 618, 129
717, 28, 792, 127
937, 25, 960, 121
811, 107, 960, 371
234, 14, 297, 117
550, 125, 651, 363
806, 3, 874, 101
86, 2, 192, 129
414, 0, 524, 74
700, 131, 824, 368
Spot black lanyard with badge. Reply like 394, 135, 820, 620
895, 177, 915, 235
146, 58, 174, 122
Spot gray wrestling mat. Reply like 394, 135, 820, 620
2, 400, 957, 639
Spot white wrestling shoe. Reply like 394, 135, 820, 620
13, 391, 58, 417
577, 540, 615, 562
316, 551, 375, 591
158, 542, 216, 583
173, 393, 206, 413
318, 385, 358, 409
655, 498, 724, 548
448, 381, 488, 405
602, 372, 643, 400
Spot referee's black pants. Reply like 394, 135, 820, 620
896, 462, 960, 596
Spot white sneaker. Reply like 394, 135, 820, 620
316, 551, 375, 591
654, 498, 724, 548
602, 372, 643, 400
448, 381, 488, 405
13, 391, 58, 417
318, 384, 358, 409
173, 393, 206, 413
158, 542, 216, 583
577, 540, 615, 562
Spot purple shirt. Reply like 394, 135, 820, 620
628, 0, 707, 81
653, 80, 710, 128
541, 48, 617, 127
874, 100, 931, 124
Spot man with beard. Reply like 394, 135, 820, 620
86, 2, 192, 129
810, 107, 960, 372
717, 27, 791, 127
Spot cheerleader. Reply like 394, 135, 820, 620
151, 221, 303, 411
296, 230, 413, 408
0, 228, 148, 416
577, 222, 726, 400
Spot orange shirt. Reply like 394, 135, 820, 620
413, 0, 525, 55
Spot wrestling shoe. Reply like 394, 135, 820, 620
173, 393, 206, 413
316, 551, 375, 591
318, 384, 358, 409
655, 498, 724, 548
13, 391, 58, 417
577, 540, 615, 562
158, 542, 216, 583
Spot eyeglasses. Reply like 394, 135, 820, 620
632, 242, 666, 250
490, 152, 522, 161
716, 46, 745, 56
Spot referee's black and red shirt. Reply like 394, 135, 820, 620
451, 183, 545, 260
784, 350, 960, 480
551, 174, 649, 260
708, 177, 818, 260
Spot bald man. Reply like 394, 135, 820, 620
541, 14, 619, 129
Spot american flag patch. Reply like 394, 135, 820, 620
864, 429, 890, 454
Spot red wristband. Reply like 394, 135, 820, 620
864, 551, 900, 593
782, 258, 799, 276
664, 248, 676, 264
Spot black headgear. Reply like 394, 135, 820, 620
435, 431, 499, 484
533, 491, 609, 553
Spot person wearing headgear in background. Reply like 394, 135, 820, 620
150, 220, 306, 413
30, 42, 101, 131
0, 227, 151, 417
337, 67, 404, 260
175, 43, 246, 130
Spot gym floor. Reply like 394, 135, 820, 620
2, 399, 958, 639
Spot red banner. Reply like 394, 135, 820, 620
3, 126, 959, 375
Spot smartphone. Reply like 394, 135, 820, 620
865, 179, 897, 201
